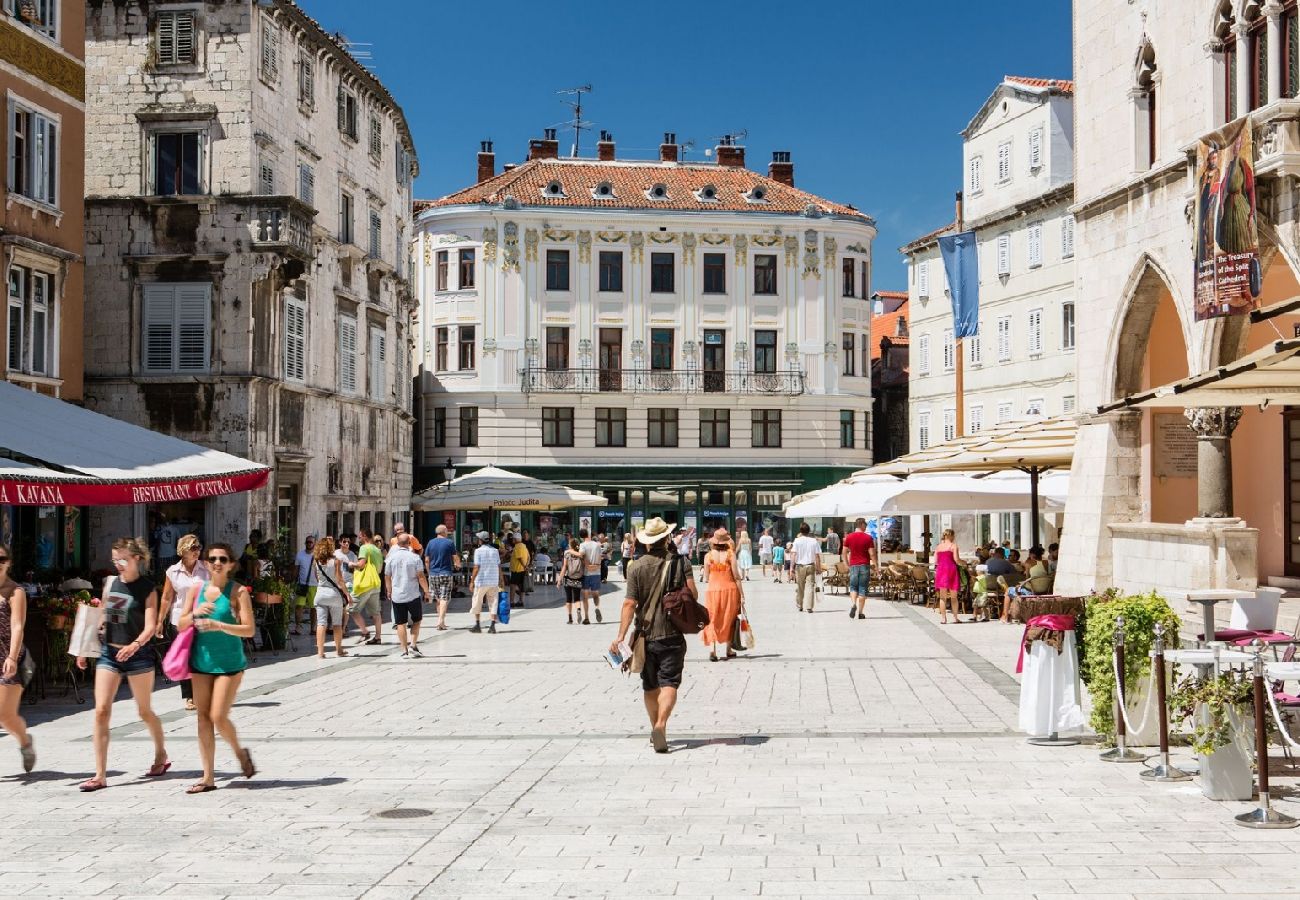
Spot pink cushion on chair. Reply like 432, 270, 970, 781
1231, 631, 1294, 646
1273, 691, 1300, 707
1199, 628, 1260, 642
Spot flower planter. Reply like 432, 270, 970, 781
1198, 708, 1255, 801
254, 592, 283, 605
48, 613, 72, 632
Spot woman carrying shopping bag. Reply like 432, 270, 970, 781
700, 528, 744, 662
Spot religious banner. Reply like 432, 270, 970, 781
1193, 117, 1261, 321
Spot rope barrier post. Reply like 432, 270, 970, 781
1235, 641, 1298, 828
1142, 623, 1191, 782
1102, 615, 1146, 762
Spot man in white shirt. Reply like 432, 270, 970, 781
385, 534, 430, 658
757, 528, 775, 577
293, 536, 317, 635
792, 523, 822, 613
578, 528, 604, 623
469, 531, 502, 634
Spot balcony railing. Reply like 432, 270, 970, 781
250, 197, 314, 260
521, 367, 804, 395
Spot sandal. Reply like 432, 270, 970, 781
186, 782, 217, 794
337, 650, 349, 657
184, 699, 196, 711
145, 760, 172, 777
238, 748, 256, 779
78, 777, 107, 792
709, 654, 719, 662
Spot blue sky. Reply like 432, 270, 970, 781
306, 0, 1073, 290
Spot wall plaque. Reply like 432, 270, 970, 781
1153, 413, 1198, 478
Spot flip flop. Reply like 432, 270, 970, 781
186, 782, 217, 794
145, 760, 172, 777
238, 748, 256, 779
78, 778, 107, 792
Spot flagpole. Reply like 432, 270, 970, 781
954, 190, 965, 438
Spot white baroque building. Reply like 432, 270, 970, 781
82, 0, 418, 561
902, 76, 1077, 548
413, 132, 875, 543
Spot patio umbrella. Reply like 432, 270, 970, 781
880, 471, 1071, 515
410, 465, 609, 512
782, 474, 906, 518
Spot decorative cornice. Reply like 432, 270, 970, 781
0, 18, 83, 102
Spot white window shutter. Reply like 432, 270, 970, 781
997, 234, 1010, 275
969, 333, 982, 365
997, 142, 1011, 181
918, 411, 930, 450
369, 326, 386, 400
1028, 223, 1042, 268
943, 328, 954, 371
918, 260, 929, 298
943, 408, 956, 442
175, 284, 210, 372
1029, 128, 1042, 169
284, 297, 306, 382
339, 316, 357, 393
970, 156, 982, 193
142, 284, 176, 372
918, 333, 930, 375
1062, 214, 1075, 258
969, 406, 983, 433
997, 317, 1011, 361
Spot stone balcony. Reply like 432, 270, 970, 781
521, 366, 804, 395
249, 196, 315, 262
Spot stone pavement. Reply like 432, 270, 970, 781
0, 572, 1297, 899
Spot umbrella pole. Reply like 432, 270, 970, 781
922, 514, 932, 563
1029, 467, 1040, 550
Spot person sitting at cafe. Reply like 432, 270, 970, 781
1046, 542, 1060, 575
986, 550, 1014, 578
1006, 548, 1053, 598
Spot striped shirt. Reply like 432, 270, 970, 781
472, 544, 501, 588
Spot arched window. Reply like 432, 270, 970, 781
1245, 2, 1268, 111
1135, 41, 1158, 169
1217, 1, 1238, 121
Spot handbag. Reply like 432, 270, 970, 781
162, 626, 194, 681
496, 590, 511, 625
18, 647, 34, 689
67, 602, 104, 659
661, 554, 710, 635
739, 611, 755, 650
353, 557, 381, 595
729, 617, 745, 652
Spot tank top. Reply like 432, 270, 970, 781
189, 580, 247, 675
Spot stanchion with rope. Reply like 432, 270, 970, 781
1101, 615, 1146, 763
1141, 622, 1192, 782
1235, 641, 1298, 828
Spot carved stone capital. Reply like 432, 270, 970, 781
1185, 406, 1243, 439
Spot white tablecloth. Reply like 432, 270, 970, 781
1019, 631, 1086, 737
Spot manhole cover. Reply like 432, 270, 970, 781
375, 808, 433, 819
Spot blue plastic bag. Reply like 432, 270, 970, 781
496, 590, 510, 625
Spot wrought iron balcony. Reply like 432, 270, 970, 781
521, 366, 804, 396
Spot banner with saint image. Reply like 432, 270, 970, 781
1193, 117, 1261, 321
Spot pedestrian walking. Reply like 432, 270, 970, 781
792, 524, 820, 612
291, 535, 316, 635
423, 524, 458, 631
521, 529, 537, 594
578, 528, 603, 622
598, 532, 612, 583
736, 529, 753, 581
385, 534, 429, 657
178, 542, 256, 793
824, 525, 842, 556
389, 521, 422, 555
771, 539, 786, 583
842, 518, 878, 620
310, 537, 350, 659
700, 529, 744, 662
350, 527, 384, 644
76, 537, 170, 792
934, 528, 965, 625
157, 534, 208, 710
469, 531, 501, 634
758, 528, 774, 577
610, 517, 697, 753
0, 546, 35, 773
620, 532, 634, 579
561, 539, 586, 624
507, 534, 530, 608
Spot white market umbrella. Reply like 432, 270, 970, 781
879, 470, 1070, 515
410, 465, 608, 512
783, 475, 907, 518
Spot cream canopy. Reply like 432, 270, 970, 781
410, 465, 609, 512
1099, 338, 1300, 411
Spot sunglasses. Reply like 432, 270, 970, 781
206, 555, 231, 564
0, 556, 9, 563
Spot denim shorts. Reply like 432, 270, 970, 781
97, 643, 158, 677
848, 564, 871, 596
582, 574, 601, 591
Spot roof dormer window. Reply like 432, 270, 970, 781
744, 186, 768, 204
543, 179, 565, 198
646, 183, 669, 200
592, 181, 615, 199
695, 184, 718, 202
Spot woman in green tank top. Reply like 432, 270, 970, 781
177, 541, 256, 793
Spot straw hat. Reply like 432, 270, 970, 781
636, 517, 676, 545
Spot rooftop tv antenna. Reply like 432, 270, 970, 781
703, 130, 749, 157
557, 84, 594, 157
333, 32, 374, 69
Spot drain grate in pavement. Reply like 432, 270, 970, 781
374, 808, 433, 819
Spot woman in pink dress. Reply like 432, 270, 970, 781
933, 528, 964, 625
700, 528, 744, 661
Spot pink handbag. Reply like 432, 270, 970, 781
162, 626, 195, 681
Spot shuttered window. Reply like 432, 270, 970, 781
917, 333, 930, 375
969, 155, 982, 193
368, 210, 382, 260
297, 52, 314, 107
1028, 222, 1043, 268
943, 408, 956, 442
369, 325, 387, 401
1028, 308, 1043, 355
996, 234, 1011, 275
297, 163, 314, 207
157, 11, 195, 65
369, 116, 382, 158
337, 86, 358, 138
142, 283, 210, 373
338, 314, 358, 393
1061, 214, 1075, 258
969, 405, 984, 434
917, 260, 929, 298
10, 102, 57, 206
1028, 128, 1042, 170
284, 296, 306, 382
997, 141, 1011, 182
918, 410, 931, 450
259, 161, 275, 195
968, 333, 982, 365
942, 328, 954, 372
260, 17, 279, 82
996, 316, 1012, 361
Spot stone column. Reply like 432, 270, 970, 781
1236, 23, 1253, 118
1185, 406, 1243, 518
1267, 3, 1284, 103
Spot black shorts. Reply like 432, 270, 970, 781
510, 571, 527, 588
640, 635, 687, 692
564, 585, 581, 603
391, 599, 423, 627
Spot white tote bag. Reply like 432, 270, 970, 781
67, 602, 104, 659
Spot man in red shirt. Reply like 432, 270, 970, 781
842, 518, 878, 620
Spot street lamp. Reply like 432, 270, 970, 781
442, 457, 456, 489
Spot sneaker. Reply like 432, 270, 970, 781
410, 646, 423, 658
582, 618, 591, 625
595, 607, 603, 623
469, 624, 482, 634
488, 622, 497, 634
848, 608, 856, 619
19, 738, 35, 773
806, 606, 814, 613
400, 650, 410, 659
366, 636, 382, 645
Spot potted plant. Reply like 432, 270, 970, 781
1082, 589, 1181, 744
260, 576, 295, 650
254, 576, 283, 605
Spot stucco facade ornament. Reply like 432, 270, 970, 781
733, 234, 748, 265
482, 337, 498, 356
784, 235, 799, 266
596, 231, 626, 243
629, 231, 644, 263
802, 228, 821, 278
501, 222, 520, 271
543, 228, 574, 242
752, 235, 780, 248
439, 233, 472, 244
700, 234, 730, 246
576, 230, 592, 262
846, 242, 869, 255
681, 233, 696, 263
1185, 406, 1243, 439
823, 236, 837, 268
524, 228, 539, 262
422, 232, 431, 266
823, 340, 836, 355
482, 227, 497, 261
501, 194, 519, 210
648, 232, 677, 244
803, 203, 823, 218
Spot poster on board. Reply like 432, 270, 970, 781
1193, 117, 1261, 321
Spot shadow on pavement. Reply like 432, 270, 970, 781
226, 776, 347, 791
671, 735, 773, 750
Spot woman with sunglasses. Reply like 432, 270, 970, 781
178, 542, 255, 793
157, 534, 207, 711
76, 537, 170, 792
0, 545, 35, 772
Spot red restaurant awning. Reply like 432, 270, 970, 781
0, 382, 270, 506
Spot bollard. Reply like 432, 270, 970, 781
1235, 642, 1298, 828
1141, 623, 1191, 782
1101, 615, 1146, 762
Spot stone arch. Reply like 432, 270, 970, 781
1215, 221, 1300, 365
1109, 251, 1194, 402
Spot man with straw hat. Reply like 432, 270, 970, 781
611, 517, 698, 753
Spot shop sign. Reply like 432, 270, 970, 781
0, 469, 270, 507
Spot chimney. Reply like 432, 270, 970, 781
476, 140, 495, 184
659, 132, 679, 163
715, 134, 745, 168
597, 130, 615, 161
528, 127, 560, 161
768, 150, 794, 187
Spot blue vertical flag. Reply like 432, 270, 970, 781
938, 231, 980, 338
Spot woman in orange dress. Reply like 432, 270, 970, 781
701, 528, 744, 662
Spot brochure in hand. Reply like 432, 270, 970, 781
603, 639, 633, 670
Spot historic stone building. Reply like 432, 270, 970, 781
413, 132, 875, 544
869, 289, 909, 464
81, 0, 418, 558
1059, 0, 1300, 595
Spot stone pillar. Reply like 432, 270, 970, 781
1185, 406, 1243, 519
1235, 23, 1253, 118
1267, 3, 1284, 103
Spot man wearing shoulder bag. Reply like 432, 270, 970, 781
610, 517, 699, 754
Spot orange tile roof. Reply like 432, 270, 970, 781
874, 290, 908, 302
1004, 75, 1074, 94
416, 158, 872, 222
900, 220, 957, 253
869, 302, 910, 362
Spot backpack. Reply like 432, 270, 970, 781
658, 554, 710, 635
562, 553, 583, 581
